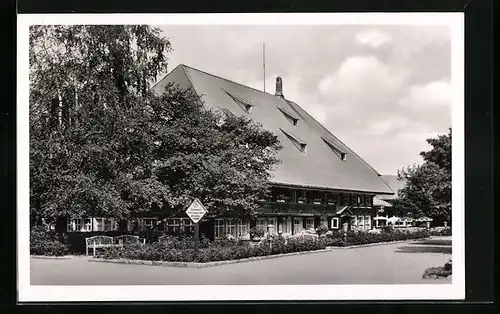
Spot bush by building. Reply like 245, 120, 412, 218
30, 225, 70, 256
95, 228, 432, 263
322, 229, 431, 246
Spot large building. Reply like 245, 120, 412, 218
64, 64, 394, 240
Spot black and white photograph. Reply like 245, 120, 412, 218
17, 13, 465, 301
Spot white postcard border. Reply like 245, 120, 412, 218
17, 13, 465, 302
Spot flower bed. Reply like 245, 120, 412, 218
430, 227, 452, 236
96, 235, 326, 263
95, 229, 432, 263
322, 229, 431, 247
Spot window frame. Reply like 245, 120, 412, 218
215, 219, 225, 238
364, 215, 371, 229
357, 215, 365, 229
166, 218, 181, 233
331, 217, 340, 229
237, 219, 249, 237
140, 218, 157, 231
226, 219, 236, 236
256, 218, 267, 231
67, 218, 82, 232
305, 217, 315, 230
182, 218, 194, 234
83, 218, 92, 232
293, 217, 303, 234
281, 217, 291, 234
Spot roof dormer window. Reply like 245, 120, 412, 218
280, 128, 307, 153
222, 89, 253, 113
277, 107, 299, 126
321, 137, 347, 161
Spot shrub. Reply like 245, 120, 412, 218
430, 228, 452, 236
213, 235, 238, 247
30, 225, 69, 256
315, 225, 329, 236
95, 227, 432, 262
249, 227, 265, 239
158, 234, 211, 249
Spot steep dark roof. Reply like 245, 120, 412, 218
153, 64, 394, 195
377, 175, 407, 200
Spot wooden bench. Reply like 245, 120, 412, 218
85, 235, 115, 256
158, 235, 172, 244
114, 235, 146, 245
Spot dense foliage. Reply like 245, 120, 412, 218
29, 25, 281, 226
391, 129, 452, 223
323, 229, 431, 247
97, 235, 327, 262
30, 225, 69, 256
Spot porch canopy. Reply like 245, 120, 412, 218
373, 216, 388, 221
335, 206, 353, 217
373, 196, 392, 207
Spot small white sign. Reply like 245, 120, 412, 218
186, 198, 208, 224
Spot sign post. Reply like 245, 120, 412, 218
186, 198, 208, 260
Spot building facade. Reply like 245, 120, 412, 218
61, 64, 394, 240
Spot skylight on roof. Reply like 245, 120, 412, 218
277, 107, 299, 126
280, 128, 307, 153
222, 89, 253, 113
321, 137, 347, 161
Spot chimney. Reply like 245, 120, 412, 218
275, 76, 284, 98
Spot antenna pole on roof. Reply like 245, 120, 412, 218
263, 42, 266, 93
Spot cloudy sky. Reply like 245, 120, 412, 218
155, 24, 452, 175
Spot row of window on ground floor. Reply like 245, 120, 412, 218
65, 215, 374, 235
215, 215, 373, 238
66, 217, 194, 233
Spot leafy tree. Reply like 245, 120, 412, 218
392, 128, 451, 223
29, 25, 281, 227
146, 84, 282, 219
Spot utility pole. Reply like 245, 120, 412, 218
263, 42, 266, 93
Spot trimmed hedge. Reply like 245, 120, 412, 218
30, 225, 69, 256
430, 228, 452, 236
323, 229, 431, 246
97, 235, 328, 262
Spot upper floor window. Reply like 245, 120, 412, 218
360, 195, 365, 206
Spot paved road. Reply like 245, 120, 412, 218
30, 237, 452, 285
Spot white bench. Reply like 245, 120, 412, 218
85, 236, 115, 256
114, 235, 146, 245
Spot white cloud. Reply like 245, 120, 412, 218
366, 116, 410, 135
318, 55, 407, 104
399, 79, 451, 109
157, 25, 451, 174
355, 30, 392, 48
